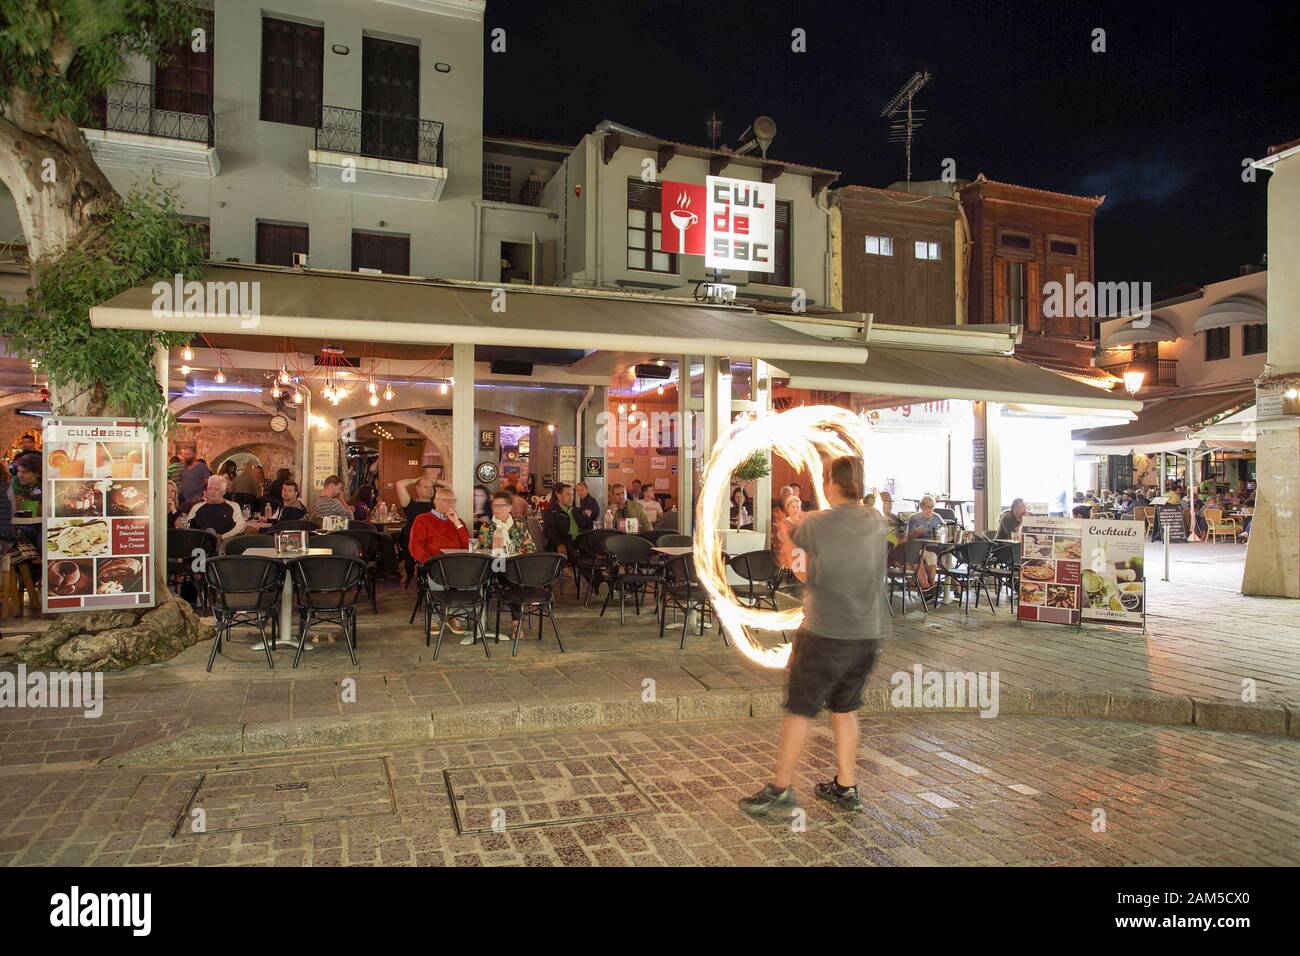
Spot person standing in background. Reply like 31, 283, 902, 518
176, 443, 211, 510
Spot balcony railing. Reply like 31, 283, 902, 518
315, 105, 444, 167
1100, 358, 1178, 388
88, 79, 213, 146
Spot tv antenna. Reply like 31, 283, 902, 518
706, 111, 724, 149
880, 71, 932, 187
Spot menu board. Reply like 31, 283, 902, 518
1155, 505, 1187, 543
41, 418, 154, 612
1017, 517, 1083, 625
1018, 516, 1145, 628
1078, 519, 1145, 625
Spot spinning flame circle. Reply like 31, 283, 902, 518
693, 405, 874, 669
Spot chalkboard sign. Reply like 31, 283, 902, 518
1156, 505, 1187, 543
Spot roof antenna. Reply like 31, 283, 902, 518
706, 111, 724, 149
880, 71, 932, 189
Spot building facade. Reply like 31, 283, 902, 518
0, 0, 487, 279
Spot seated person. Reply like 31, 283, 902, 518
639, 484, 663, 527
998, 498, 1027, 539
265, 480, 309, 523
542, 483, 593, 555
181, 475, 246, 540
1072, 504, 1092, 519
311, 475, 353, 522
476, 491, 537, 554
902, 495, 945, 592
605, 482, 650, 532
407, 486, 471, 637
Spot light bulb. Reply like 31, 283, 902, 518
630, 403, 637, 412
367, 380, 378, 395
628, 365, 636, 375
181, 346, 194, 362
214, 369, 226, 383
448, 377, 454, 386
369, 393, 379, 407
656, 359, 665, 366
179, 365, 191, 376
617, 403, 626, 414
383, 386, 395, 401
547, 423, 555, 433
293, 390, 304, 404
271, 384, 282, 398
278, 367, 291, 385
439, 382, 448, 395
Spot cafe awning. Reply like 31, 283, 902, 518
89, 264, 867, 365
1073, 389, 1253, 455
1192, 295, 1266, 335
1100, 314, 1180, 348
1190, 404, 1256, 448
771, 344, 1142, 412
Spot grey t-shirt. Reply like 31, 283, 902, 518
792, 502, 891, 641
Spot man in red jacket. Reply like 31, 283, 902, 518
408, 486, 471, 636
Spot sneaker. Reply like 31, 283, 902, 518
738, 784, 798, 819
459, 634, 475, 646
448, 618, 467, 635
814, 777, 864, 812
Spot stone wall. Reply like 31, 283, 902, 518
169, 424, 297, 483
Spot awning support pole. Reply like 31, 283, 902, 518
452, 343, 475, 516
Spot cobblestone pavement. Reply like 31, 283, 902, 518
2, 543, 1297, 769
2, 714, 1298, 866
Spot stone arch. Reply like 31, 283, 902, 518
348, 409, 452, 473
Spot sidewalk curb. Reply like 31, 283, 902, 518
108, 686, 1297, 765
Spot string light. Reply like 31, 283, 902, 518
439, 381, 449, 395
292, 389, 304, 405
383, 385, 395, 401
278, 367, 291, 385
366, 380, 378, 395
181, 345, 194, 362
546, 423, 555, 433
179, 364, 191, 376
368, 393, 379, 407
214, 369, 226, 384
617, 403, 626, 414
271, 383, 282, 399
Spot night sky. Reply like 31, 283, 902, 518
483, 0, 1298, 296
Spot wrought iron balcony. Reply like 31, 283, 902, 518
1100, 358, 1178, 388
315, 105, 444, 167
87, 79, 213, 146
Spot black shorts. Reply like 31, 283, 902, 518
784, 629, 881, 718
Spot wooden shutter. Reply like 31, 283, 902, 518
1026, 260, 1041, 333
156, 11, 213, 116
352, 232, 410, 275
771, 200, 792, 286
261, 17, 323, 128
993, 258, 1007, 325
257, 223, 309, 267
362, 36, 419, 161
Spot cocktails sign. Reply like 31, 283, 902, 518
41, 418, 154, 613
661, 176, 776, 273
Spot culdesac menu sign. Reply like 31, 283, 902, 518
660, 176, 776, 272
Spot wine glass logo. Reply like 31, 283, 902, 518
669, 190, 698, 249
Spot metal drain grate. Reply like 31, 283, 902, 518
444, 756, 656, 835
171, 756, 395, 836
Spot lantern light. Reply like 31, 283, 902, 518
278, 367, 291, 385
383, 385, 395, 401
214, 369, 226, 384
1122, 370, 1146, 396
439, 382, 449, 395
181, 345, 195, 362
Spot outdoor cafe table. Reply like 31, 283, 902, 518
241, 547, 332, 653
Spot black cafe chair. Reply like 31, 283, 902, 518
203, 556, 284, 671
338, 528, 385, 612
656, 534, 692, 549
572, 528, 620, 605
727, 549, 783, 611
167, 527, 219, 614
223, 534, 275, 555
348, 520, 378, 531
638, 528, 678, 546
984, 541, 1021, 610
659, 553, 722, 649
886, 539, 931, 615
290, 555, 366, 667
600, 533, 663, 625
940, 540, 996, 614
314, 533, 362, 559
496, 553, 568, 657
419, 553, 494, 660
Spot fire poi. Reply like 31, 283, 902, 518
693, 405, 873, 669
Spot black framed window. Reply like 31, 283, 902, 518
1243, 323, 1267, 356
352, 231, 411, 275
768, 200, 792, 286
260, 17, 324, 128
1205, 326, 1231, 361
626, 180, 675, 274
256, 221, 309, 266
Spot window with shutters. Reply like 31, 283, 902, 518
260, 17, 324, 128
995, 258, 1038, 331
1205, 326, 1231, 361
626, 180, 676, 274
1243, 323, 1267, 355
156, 10, 213, 116
768, 200, 792, 286
352, 231, 411, 275
256, 221, 309, 267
